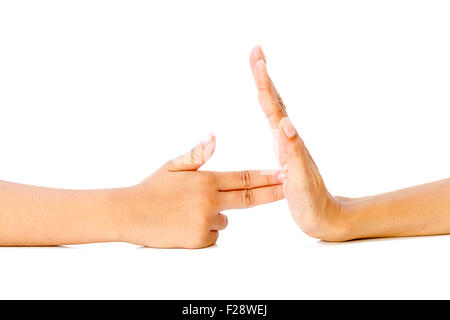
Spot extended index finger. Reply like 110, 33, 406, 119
214, 170, 282, 191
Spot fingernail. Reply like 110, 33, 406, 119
257, 45, 266, 62
281, 117, 297, 138
277, 170, 287, 182
201, 133, 214, 147
256, 58, 266, 71
277, 163, 288, 181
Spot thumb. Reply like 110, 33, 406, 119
279, 117, 310, 176
165, 133, 216, 171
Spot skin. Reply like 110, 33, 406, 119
250, 45, 450, 241
0, 134, 284, 248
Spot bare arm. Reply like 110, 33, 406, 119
0, 181, 123, 246
0, 134, 283, 247
344, 178, 450, 240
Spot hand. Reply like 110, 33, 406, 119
118, 134, 284, 248
249, 46, 349, 241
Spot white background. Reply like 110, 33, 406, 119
0, 0, 449, 299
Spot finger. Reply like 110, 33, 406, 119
214, 170, 283, 191
253, 58, 288, 166
210, 213, 228, 231
164, 133, 216, 171
249, 45, 266, 70
253, 60, 287, 129
279, 139, 288, 166
249, 46, 288, 166
219, 184, 284, 210
249, 46, 285, 113
279, 117, 311, 179
204, 231, 219, 248
191, 231, 219, 249
250, 46, 285, 108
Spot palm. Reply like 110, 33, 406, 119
250, 46, 344, 240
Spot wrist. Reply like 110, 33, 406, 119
107, 184, 160, 245
102, 186, 136, 243
320, 196, 355, 242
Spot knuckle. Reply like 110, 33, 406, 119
272, 185, 282, 200
197, 173, 216, 187
189, 148, 196, 164
276, 95, 284, 105
275, 95, 286, 110
257, 83, 272, 94
266, 172, 276, 185
278, 104, 287, 117
240, 170, 252, 188
189, 145, 203, 165
241, 189, 255, 208
201, 193, 217, 209
205, 174, 217, 186
264, 108, 278, 120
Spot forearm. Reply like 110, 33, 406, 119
342, 178, 450, 240
0, 180, 127, 246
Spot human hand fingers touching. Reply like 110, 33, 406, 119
211, 170, 284, 210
